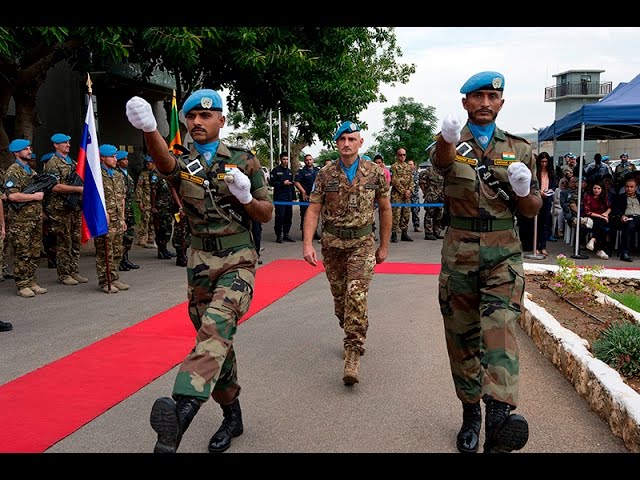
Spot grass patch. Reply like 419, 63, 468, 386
609, 292, 640, 314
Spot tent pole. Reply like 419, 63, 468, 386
572, 123, 589, 259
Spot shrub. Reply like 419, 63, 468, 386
592, 322, 640, 377
551, 254, 611, 297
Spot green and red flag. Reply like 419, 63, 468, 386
168, 90, 182, 155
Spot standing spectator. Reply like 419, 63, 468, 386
613, 152, 637, 193
294, 153, 321, 240
270, 151, 295, 243
301, 121, 392, 385
373, 153, 391, 185
95, 144, 129, 294
612, 177, 640, 262
431, 70, 541, 454
116, 150, 139, 271
407, 159, 423, 233
3, 139, 48, 298
136, 156, 157, 248
389, 147, 414, 242
44, 133, 88, 286
582, 181, 611, 259
126, 88, 273, 454
535, 151, 557, 255
561, 153, 578, 181
584, 153, 610, 186
418, 160, 445, 240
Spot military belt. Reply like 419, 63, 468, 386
449, 216, 514, 232
190, 231, 253, 252
323, 223, 373, 239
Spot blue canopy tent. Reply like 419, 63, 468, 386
537, 73, 640, 257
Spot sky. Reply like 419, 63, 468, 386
294, 26, 640, 159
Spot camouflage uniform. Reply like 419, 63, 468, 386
309, 159, 390, 354
614, 161, 637, 192
410, 167, 421, 229
171, 210, 191, 255
389, 161, 413, 235
430, 124, 540, 407
152, 176, 175, 254
419, 165, 445, 238
43, 153, 83, 281
95, 167, 126, 288
3, 161, 43, 290
118, 165, 137, 255
136, 167, 157, 245
164, 143, 270, 405
0, 167, 9, 278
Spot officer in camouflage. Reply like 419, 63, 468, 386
95, 145, 129, 294
151, 174, 177, 260
116, 150, 139, 271
418, 160, 445, 240
44, 133, 88, 286
126, 88, 272, 453
389, 147, 414, 242
136, 155, 157, 248
171, 184, 191, 267
430, 71, 542, 454
302, 121, 392, 386
3, 139, 48, 298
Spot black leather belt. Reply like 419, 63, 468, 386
450, 216, 514, 232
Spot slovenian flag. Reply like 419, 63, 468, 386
76, 98, 108, 244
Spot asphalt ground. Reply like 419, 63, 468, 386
1, 209, 638, 467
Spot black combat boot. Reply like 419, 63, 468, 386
276, 234, 283, 244
176, 250, 188, 267
400, 230, 413, 241
456, 402, 481, 453
124, 251, 139, 269
390, 232, 398, 243
208, 398, 244, 453
118, 258, 130, 271
157, 242, 172, 259
150, 395, 202, 453
483, 397, 529, 453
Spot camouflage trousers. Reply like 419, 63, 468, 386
171, 216, 191, 251
48, 208, 82, 280
94, 222, 124, 287
173, 245, 257, 405
9, 217, 43, 289
122, 209, 136, 252
0, 217, 9, 274
153, 211, 173, 244
437, 227, 524, 406
423, 207, 444, 236
410, 193, 421, 228
391, 191, 410, 233
137, 207, 154, 244
321, 235, 376, 355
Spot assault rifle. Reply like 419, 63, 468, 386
63, 170, 84, 210
10, 173, 58, 211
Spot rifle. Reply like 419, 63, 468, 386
11, 173, 58, 211
63, 170, 84, 210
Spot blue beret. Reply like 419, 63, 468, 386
460, 71, 505, 94
115, 150, 129, 161
99, 144, 118, 157
333, 121, 361, 141
564, 152, 575, 158
182, 89, 223, 116
8, 139, 31, 152
40, 153, 54, 162
602, 155, 610, 162
51, 133, 71, 143
361, 155, 371, 161
144, 155, 155, 163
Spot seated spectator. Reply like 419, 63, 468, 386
582, 181, 611, 259
612, 177, 640, 262
551, 177, 567, 240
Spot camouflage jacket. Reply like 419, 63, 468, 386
101, 166, 126, 225
136, 168, 157, 209
118, 167, 136, 214
3, 160, 42, 221
43, 153, 81, 212
418, 166, 444, 203
153, 177, 175, 214
390, 161, 413, 195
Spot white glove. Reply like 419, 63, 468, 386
507, 162, 531, 197
225, 169, 253, 204
440, 113, 462, 145
125, 96, 157, 133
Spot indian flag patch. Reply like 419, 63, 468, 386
502, 152, 516, 160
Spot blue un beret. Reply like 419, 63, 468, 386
8, 139, 31, 152
51, 133, 71, 144
115, 150, 129, 161
460, 71, 505, 94
99, 144, 118, 157
144, 155, 155, 163
333, 121, 361, 141
182, 89, 223, 116
361, 155, 371, 161
40, 153, 54, 162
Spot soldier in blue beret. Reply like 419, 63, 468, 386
332, 121, 360, 142
8, 138, 31, 152
430, 71, 542, 454
126, 89, 272, 453
51, 133, 71, 144
40, 153, 54, 163
115, 150, 140, 271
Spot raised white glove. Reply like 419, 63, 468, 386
508, 162, 531, 197
440, 113, 462, 145
125, 96, 157, 133
225, 169, 253, 204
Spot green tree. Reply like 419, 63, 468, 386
371, 96, 438, 163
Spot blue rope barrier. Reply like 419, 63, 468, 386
272, 200, 445, 208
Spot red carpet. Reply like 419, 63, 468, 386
0, 260, 436, 453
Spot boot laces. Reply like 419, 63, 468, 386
461, 404, 481, 429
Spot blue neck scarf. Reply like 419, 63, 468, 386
468, 122, 496, 150
119, 167, 128, 177
340, 157, 360, 183
15, 159, 33, 175
55, 152, 73, 165
101, 164, 114, 177
194, 140, 220, 167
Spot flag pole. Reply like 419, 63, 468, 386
87, 73, 112, 291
